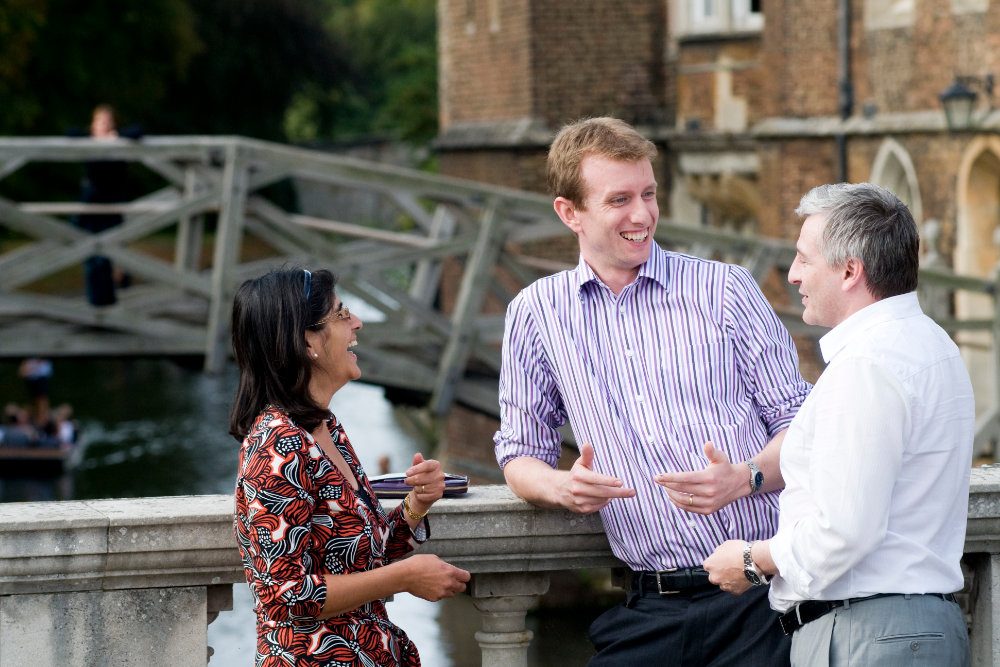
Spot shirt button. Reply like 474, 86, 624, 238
636, 394, 643, 402
625, 349, 634, 358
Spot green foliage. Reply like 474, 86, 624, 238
287, 0, 439, 144
0, 0, 202, 135
0, 0, 438, 146
0, 0, 48, 131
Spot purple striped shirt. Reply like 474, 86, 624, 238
494, 244, 811, 570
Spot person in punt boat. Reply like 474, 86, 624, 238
229, 267, 469, 666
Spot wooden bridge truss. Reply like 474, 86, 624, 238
1, 136, 998, 455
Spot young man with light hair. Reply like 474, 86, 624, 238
495, 117, 812, 665
704, 182, 973, 666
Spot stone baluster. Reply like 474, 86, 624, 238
470, 572, 550, 667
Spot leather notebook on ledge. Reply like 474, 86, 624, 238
369, 473, 469, 499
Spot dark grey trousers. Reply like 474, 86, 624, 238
587, 585, 790, 666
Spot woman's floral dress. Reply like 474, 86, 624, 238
234, 406, 426, 666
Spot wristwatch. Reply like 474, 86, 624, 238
746, 460, 763, 495
743, 541, 771, 586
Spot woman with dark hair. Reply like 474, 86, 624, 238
230, 267, 469, 666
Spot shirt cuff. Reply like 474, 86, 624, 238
768, 525, 812, 596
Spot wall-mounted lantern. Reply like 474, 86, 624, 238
940, 75, 994, 131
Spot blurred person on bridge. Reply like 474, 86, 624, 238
71, 104, 140, 306
703, 183, 973, 666
494, 117, 811, 666
229, 267, 469, 666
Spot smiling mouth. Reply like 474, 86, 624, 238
348, 340, 357, 350
620, 230, 648, 242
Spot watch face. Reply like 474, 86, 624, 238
753, 471, 764, 490
744, 569, 763, 586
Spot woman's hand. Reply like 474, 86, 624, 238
404, 452, 445, 515
402, 554, 470, 601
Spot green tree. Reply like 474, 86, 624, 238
0, 0, 437, 145
0, 0, 201, 135
285, 0, 438, 144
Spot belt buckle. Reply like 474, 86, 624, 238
655, 568, 680, 595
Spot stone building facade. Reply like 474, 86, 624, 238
437, 0, 1000, 266
436, 0, 1000, 426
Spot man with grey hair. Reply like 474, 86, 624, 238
702, 182, 973, 665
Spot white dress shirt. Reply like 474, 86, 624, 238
768, 292, 974, 612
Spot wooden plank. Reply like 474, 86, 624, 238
290, 213, 435, 249
20, 203, 177, 215
140, 157, 190, 187
0, 321, 203, 356
175, 167, 204, 273
0, 195, 86, 242
354, 274, 453, 338
431, 200, 506, 414
409, 205, 456, 309
204, 144, 248, 372
387, 191, 434, 231
0, 157, 27, 181
245, 197, 342, 258
0, 292, 206, 340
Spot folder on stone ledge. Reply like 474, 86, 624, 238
369, 472, 469, 499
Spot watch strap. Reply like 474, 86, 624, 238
747, 460, 763, 494
743, 540, 771, 586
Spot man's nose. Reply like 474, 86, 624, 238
787, 263, 799, 284
631, 199, 655, 223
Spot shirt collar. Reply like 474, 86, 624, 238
818, 292, 922, 363
573, 243, 670, 296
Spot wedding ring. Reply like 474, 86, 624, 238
687, 493, 694, 506
419, 485, 425, 494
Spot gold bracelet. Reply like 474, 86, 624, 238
402, 493, 428, 521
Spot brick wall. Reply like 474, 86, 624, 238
438, 0, 533, 127
438, 148, 548, 192
439, 0, 668, 132
756, 139, 838, 237
759, 0, 840, 118
531, 0, 668, 128
676, 38, 764, 131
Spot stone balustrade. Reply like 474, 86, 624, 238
3, 468, 1000, 666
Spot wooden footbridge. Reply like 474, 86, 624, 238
1, 136, 998, 454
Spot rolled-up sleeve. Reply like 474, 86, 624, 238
494, 293, 567, 469
724, 266, 811, 434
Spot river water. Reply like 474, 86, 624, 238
0, 357, 598, 666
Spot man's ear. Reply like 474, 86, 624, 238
554, 197, 581, 234
841, 257, 866, 292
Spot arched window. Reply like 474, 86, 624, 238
870, 138, 923, 225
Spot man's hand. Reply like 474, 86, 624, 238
703, 539, 752, 596
558, 443, 636, 514
653, 441, 748, 515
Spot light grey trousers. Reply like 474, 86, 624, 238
789, 593, 969, 667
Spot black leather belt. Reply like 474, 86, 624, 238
778, 593, 958, 635
630, 567, 714, 595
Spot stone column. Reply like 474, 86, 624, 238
969, 553, 1000, 667
470, 572, 550, 667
